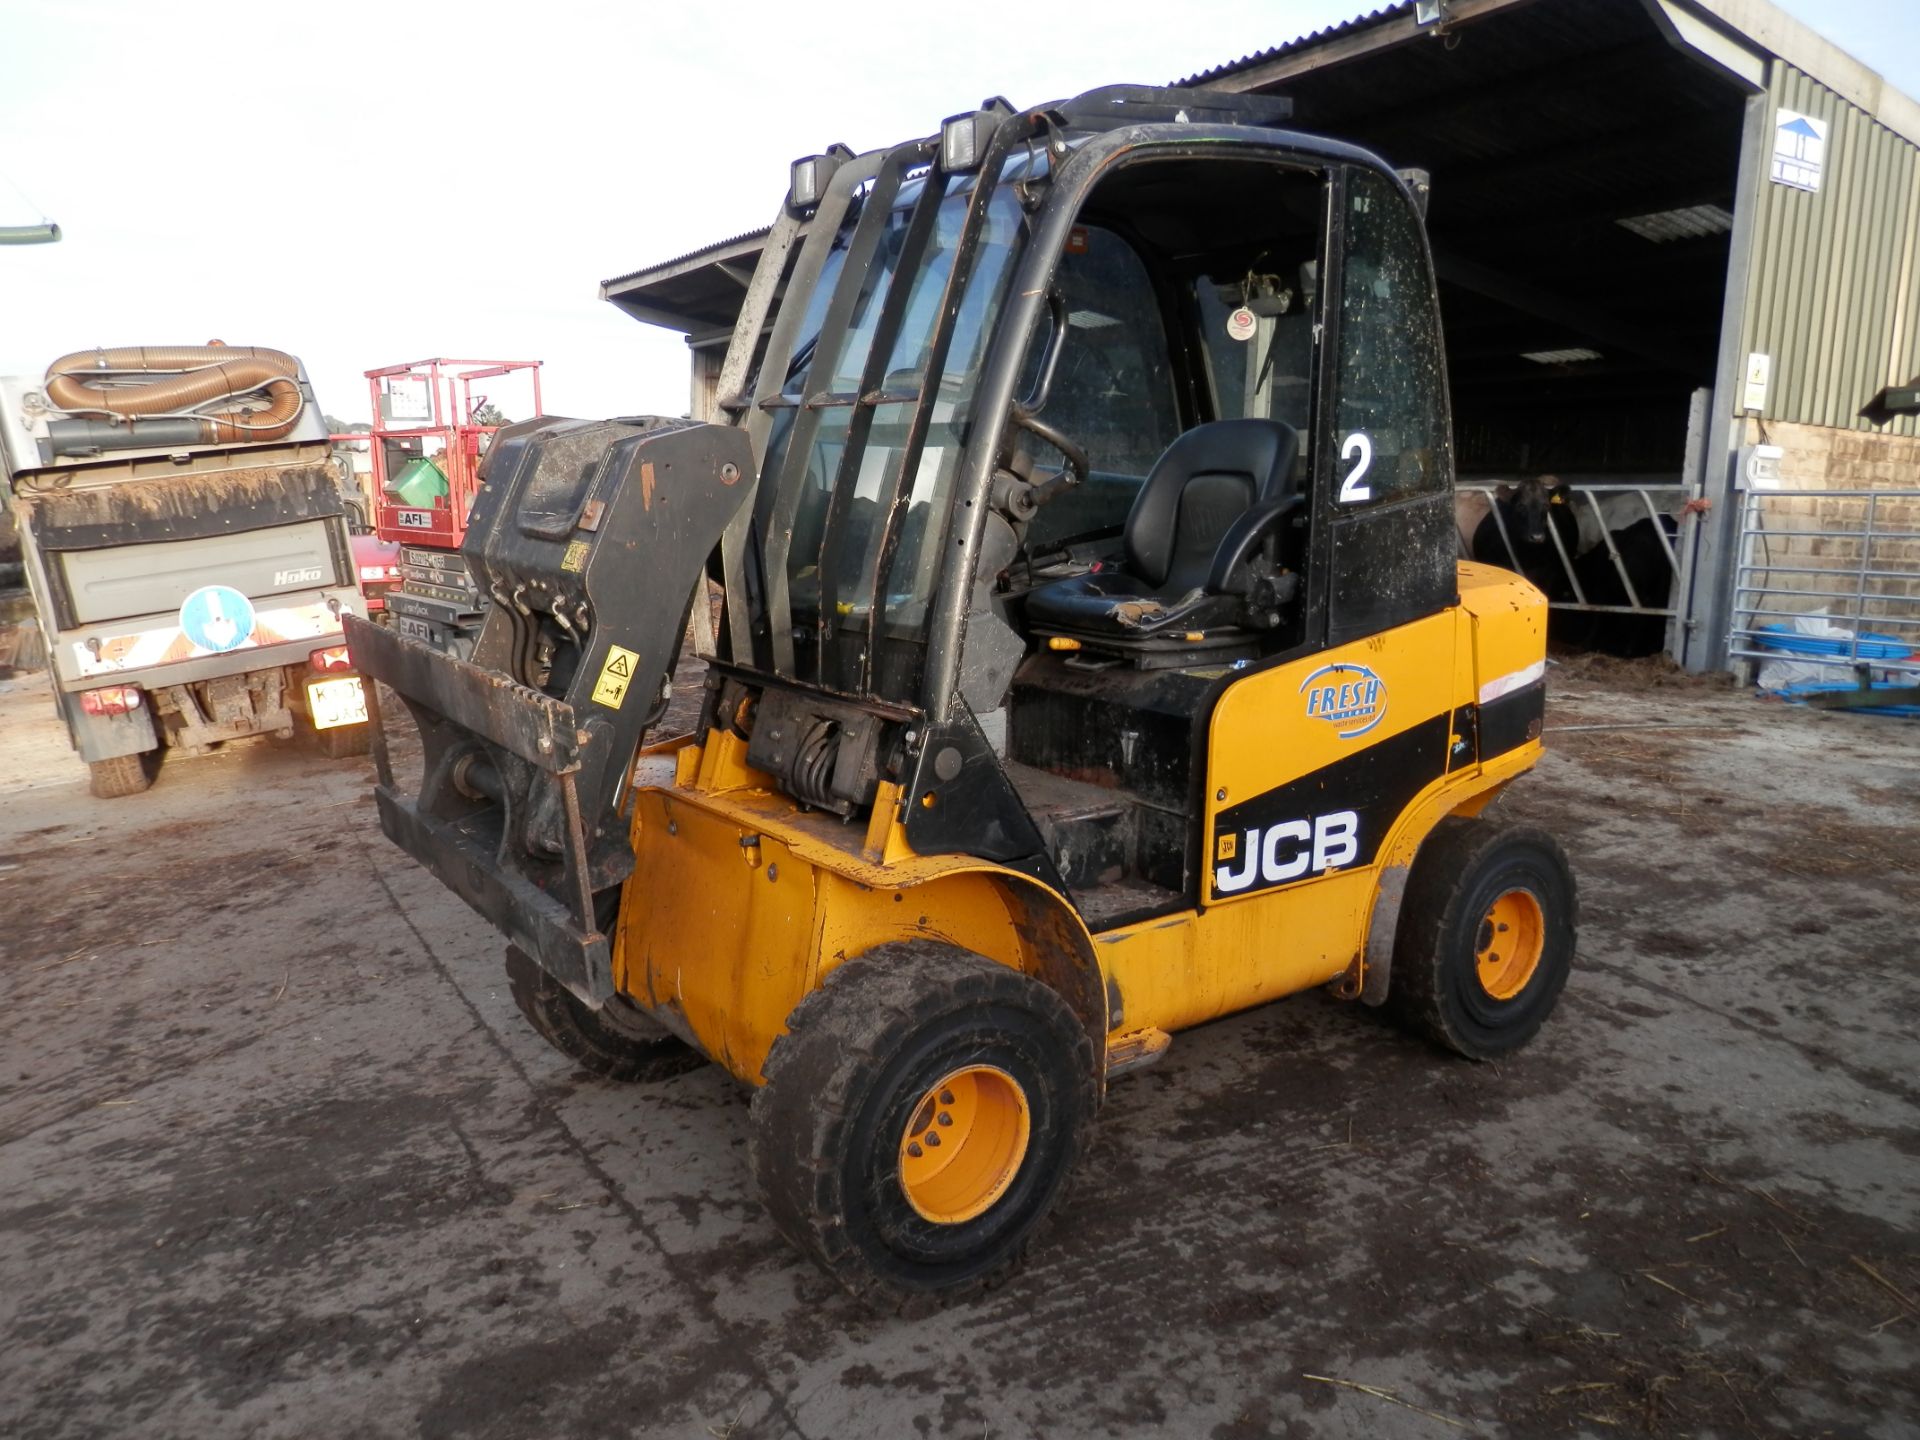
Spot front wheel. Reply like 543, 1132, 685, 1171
1386, 816, 1577, 1059
504, 946, 702, 1082
751, 942, 1097, 1309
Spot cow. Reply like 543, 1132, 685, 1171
1570, 487, 1692, 555
1556, 515, 1680, 657
1469, 475, 1579, 598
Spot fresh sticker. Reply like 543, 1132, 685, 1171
1300, 662, 1387, 739
591, 645, 639, 709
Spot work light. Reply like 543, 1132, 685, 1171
788, 153, 843, 214
940, 110, 1002, 173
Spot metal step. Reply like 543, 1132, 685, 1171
1005, 762, 1133, 890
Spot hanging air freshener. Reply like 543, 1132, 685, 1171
1226, 306, 1257, 343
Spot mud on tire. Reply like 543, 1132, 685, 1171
504, 945, 702, 1082
750, 942, 1098, 1309
1387, 815, 1577, 1060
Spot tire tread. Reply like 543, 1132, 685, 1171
750, 941, 1096, 1311
88, 752, 155, 799
1387, 815, 1577, 1059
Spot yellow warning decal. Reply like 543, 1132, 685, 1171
591, 645, 639, 709
561, 540, 590, 573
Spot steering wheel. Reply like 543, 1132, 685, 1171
1009, 406, 1090, 491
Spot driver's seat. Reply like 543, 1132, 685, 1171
1023, 418, 1301, 649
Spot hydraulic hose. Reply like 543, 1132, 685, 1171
42, 345, 306, 450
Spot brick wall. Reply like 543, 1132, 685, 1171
1733, 420, 1920, 634
1751, 420, 1920, 490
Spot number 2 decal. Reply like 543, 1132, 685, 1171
1339, 432, 1373, 503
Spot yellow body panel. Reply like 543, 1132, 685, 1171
615, 731, 1103, 1083
1457, 559, 1552, 693
1201, 608, 1466, 863
1092, 869, 1378, 1035
616, 565, 1547, 1086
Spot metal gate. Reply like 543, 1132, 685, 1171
1728, 487, 1920, 698
1457, 481, 1699, 624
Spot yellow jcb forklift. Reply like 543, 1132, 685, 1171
347, 85, 1575, 1306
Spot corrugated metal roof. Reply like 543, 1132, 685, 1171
1178, 0, 1920, 148
600, 226, 772, 294
1176, 5, 1414, 86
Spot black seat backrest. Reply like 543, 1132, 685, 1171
1122, 419, 1300, 592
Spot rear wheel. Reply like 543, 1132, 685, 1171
751, 942, 1097, 1308
1387, 816, 1577, 1059
504, 945, 702, 1082
87, 752, 155, 799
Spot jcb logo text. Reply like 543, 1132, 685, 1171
1214, 810, 1360, 895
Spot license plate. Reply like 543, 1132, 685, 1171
307, 676, 368, 730
401, 547, 467, 573
396, 616, 433, 642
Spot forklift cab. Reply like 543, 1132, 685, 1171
710, 89, 1460, 928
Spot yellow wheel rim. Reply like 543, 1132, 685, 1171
1476, 887, 1546, 1000
897, 1064, 1032, 1225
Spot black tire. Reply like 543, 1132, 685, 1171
504, 945, 703, 1082
1386, 816, 1577, 1059
315, 722, 372, 759
88, 752, 155, 799
750, 942, 1097, 1308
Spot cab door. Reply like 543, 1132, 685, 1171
1191, 164, 1467, 972
1316, 164, 1457, 644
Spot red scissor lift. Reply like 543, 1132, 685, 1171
363, 358, 543, 653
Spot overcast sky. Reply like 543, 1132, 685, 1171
3, 0, 1915, 425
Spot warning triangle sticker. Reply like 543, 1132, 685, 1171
606, 652, 631, 677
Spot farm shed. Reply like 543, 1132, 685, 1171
602, 0, 1920, 675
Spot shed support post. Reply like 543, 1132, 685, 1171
1681, 84, 1773, 674
1666, 386, 1712, 664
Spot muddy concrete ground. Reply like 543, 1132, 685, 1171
1, 658, 1916, 1439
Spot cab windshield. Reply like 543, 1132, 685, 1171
754, 164, 1028, 697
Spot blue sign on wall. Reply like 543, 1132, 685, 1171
1772, 110, 1828, 193
178, 585, 257, 654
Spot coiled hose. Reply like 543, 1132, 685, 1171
42, 345, 306, 449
